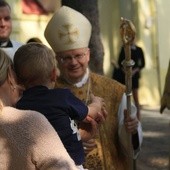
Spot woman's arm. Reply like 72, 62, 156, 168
26, 110, 78, 170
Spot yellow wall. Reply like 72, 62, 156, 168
98, 0, 121, 76
98, 0, 170, 107
156, 0, 170, 92
137, 0, 161, 107
7, 0, 61, 45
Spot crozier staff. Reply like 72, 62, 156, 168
120, 17, 136, 170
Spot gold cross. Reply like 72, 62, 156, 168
58, 24, 79, 44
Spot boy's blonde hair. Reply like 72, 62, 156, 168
13, 42, 58, 88
0, 49, 12, 86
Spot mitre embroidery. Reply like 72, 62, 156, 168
58, 24, 79, 44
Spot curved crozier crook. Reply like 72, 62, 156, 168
120, 17, 136, 45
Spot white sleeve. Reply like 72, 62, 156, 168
118, 93, 143, 159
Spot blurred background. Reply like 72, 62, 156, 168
7, 0, 170, 109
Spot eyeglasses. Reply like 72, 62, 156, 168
59, 51, 88, 64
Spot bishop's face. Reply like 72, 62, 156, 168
57, 47, 90, 84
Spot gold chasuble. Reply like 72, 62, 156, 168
55, 72, 127, 170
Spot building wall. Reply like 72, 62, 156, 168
156, 0, 170, 92
137, 0, 161, 107
98, 0, 120, 76
98, 0, 170, 107
7, 0, 61, 45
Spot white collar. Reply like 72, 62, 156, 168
0, 41, 8, 47
74, 68, 89, 87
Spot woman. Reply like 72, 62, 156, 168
0, 49, 78, 170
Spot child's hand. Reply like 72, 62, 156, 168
90, 94, 107, 119
95, 107, 108, 124
79, 116, 98, 141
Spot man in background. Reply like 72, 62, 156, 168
0, 0, 23, 60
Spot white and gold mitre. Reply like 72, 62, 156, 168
44, 6, 92, 53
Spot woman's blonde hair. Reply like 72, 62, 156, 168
13, 42, 58, 87
0, 49, 12, 86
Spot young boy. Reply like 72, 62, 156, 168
13, 42, 106, 169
